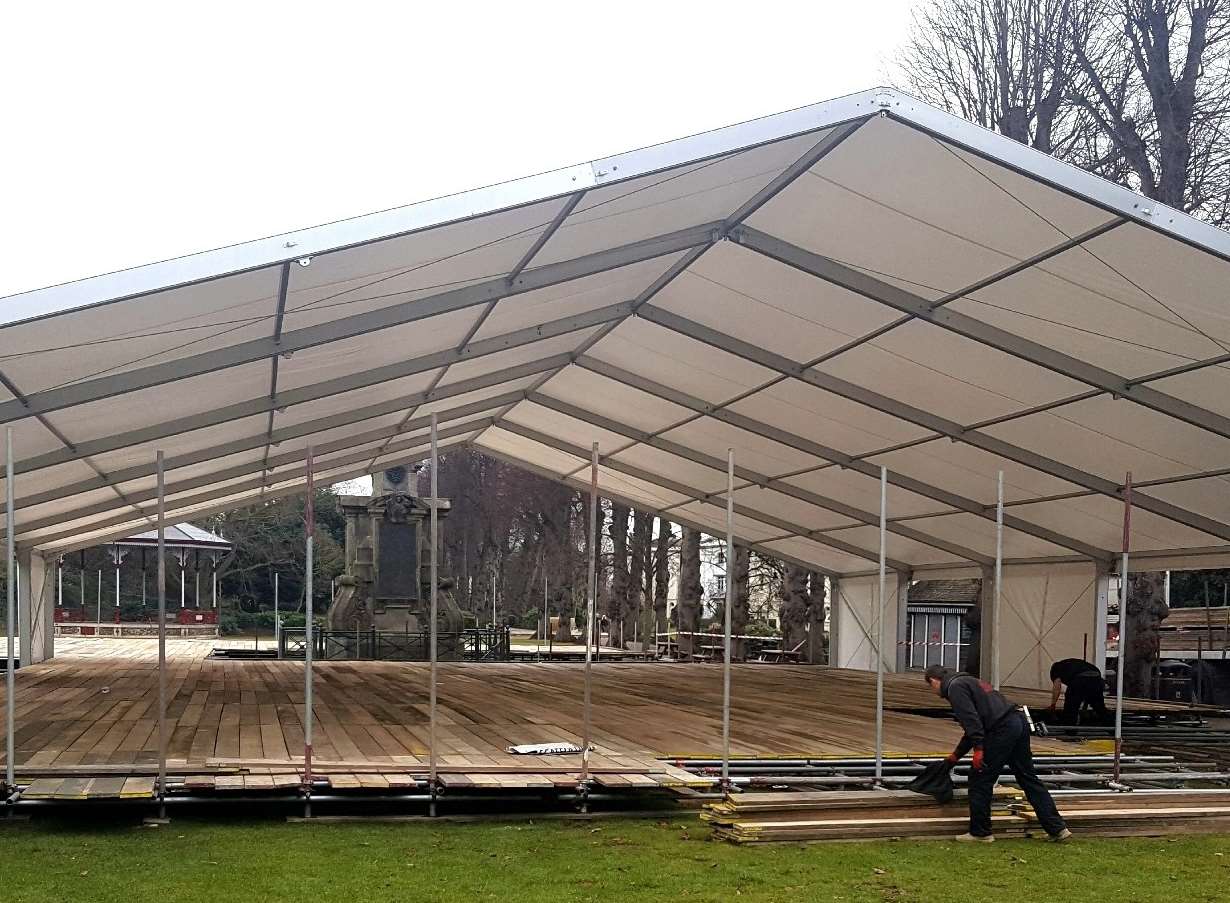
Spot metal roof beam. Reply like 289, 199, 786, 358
638, 306, 1230, 545
474, 443, 841, 578
0, 221, 719, 426
11, 298, 628, 477
576, 356, 1111, 561
735, 225, 1230, 442
526, 390, 993, 566
493, 418, 914, 571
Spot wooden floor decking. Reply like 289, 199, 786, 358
1, 637, 1083, 777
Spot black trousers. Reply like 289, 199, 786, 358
968, 713, 1066, 837
1062, 675, 1107, 724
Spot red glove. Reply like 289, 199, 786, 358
972, 747, 985, 770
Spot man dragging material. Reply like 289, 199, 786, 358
924, 665, 1071, 843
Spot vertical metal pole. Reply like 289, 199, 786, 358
1113, 472, 1132, 784
212, 559, 217, 610
57, 557, 63, 608
721, 448, 735, 793
542, 575, 548, 657
491, 572, 496, 629
429, 414, 439, 815
115, 560, 121, 617
993, 470, 1004, 690
303, 446, 315, 814
874, 465, 887, 783
155, 451, 167, 819
96, 569, 101, 626
582, 442, 598, 793
274, 572, 280, 658
5, 428, 15, 796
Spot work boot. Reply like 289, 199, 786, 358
1046, 828, 1073, 843
954, 833, 994, 843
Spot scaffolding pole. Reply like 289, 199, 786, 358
274, 572, 280, 657
581, 441, 598, 799
542, 575, 549, 657
721, 448, 735, 793
993, 470, 1004, 690
429, 414, 439, 816
4, 428, 15, 798
156, 450, 167, 820
874, 465, 887, 783
1113, 472, 1132, 785
303, 446, 315, 815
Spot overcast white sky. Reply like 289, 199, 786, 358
3, 1, 918, 494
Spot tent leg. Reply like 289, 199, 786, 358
580, 441, 598, 813
303, 446, 315, 818
874, 466, 887, 784
721, 448, 735, 794
4, 428, 16, 802
1112, 473, 1132, 787
150, 450, 169, 824
429, 415, 439, 817
992, 471, 1004, 689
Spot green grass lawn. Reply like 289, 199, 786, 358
1, 813, 1227, 902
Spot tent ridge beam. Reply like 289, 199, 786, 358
575, 355, 1111, 561
733, 225, 1230, 442
0, 221, 719, 426
526, 390, 993, 565
635, 306, 1230, 544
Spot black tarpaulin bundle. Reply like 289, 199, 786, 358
905, 759, 955, 803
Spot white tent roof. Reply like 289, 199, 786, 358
3, 86, 1230, 575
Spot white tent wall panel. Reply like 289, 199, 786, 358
439, 328, 601, 386
539, 366, 694, 434
997, 562, 1099, 690
832, 571, 902, 672
471, 254, 687, 342
0, 267, 281, 392
275, 308, 478, 391
651, 246, 901, 365
587, 318, 779, 404
983, 396, 1230, 484
533, 131, 826, 268
280, 197, 571, 328
726, 380, 934, 455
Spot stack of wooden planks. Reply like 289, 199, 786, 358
703, 789, 1024, 843
1015, 790, 1230, 836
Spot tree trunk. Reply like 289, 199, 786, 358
653, 518, 671, 640
677, 527, 703, 659
608, 503, 630, 648
805, 570, 827, 665
630, 511, 652, 649
1123, 571, 1169, 698
779, 566, 811, 657
731, 545, 751, 660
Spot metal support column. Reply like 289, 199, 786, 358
721, 448, 735, 793
993, 470, 1004, 689
542, 575, 549, 658
57, 556, 62, 608
874, 466, 887, 783
1113, 473, 1132, 785
155, 451, 168, 821
274, 572, 280, 658
4, 428, 15, 799
303, 446, 315, 816
428, 414, 439, 816
580, 441, 598, 808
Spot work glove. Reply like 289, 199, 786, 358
971, 747, 985, 771
944, 751, 960, 765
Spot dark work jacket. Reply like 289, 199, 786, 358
940, 673, 1017, 755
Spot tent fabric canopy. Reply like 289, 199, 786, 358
3, 87, 1230, 576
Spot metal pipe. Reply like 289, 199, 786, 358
429, 415, 439, 813
156, 450, 167, 819
274, 572, 280, 658
304, 446, 315, 811
874, 465, 886, 782
542, 575, 548, 658
1114, 472, 1132, 783
722, 447, 734, 792
5, 427, 14, 795
582, 442, 598, 787
993, 470, 1003, 689
57, 556, 62, 608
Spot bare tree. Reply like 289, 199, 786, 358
731, 545, 751, 660
900, 0, 1082, 152
630, 510, 652, 647
653, 518, 672, 637
1123, 571, 1169, 696
1070, 0, 1230, 220
677, 527, 703, 659
608, 503, 630, 647
779, 566, 812, 657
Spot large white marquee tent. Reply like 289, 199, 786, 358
4, 87, 1230, 687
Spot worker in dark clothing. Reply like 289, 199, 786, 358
1048, 658, 1107, 724
924, 664, 1070, 843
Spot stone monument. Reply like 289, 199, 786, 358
326, 465, 464, 646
